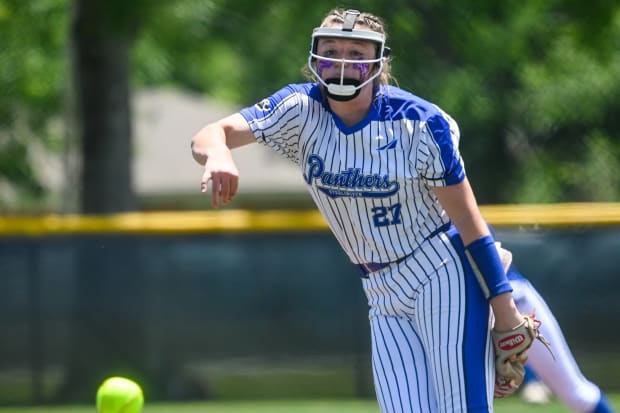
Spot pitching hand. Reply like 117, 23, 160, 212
201, 148, 239, 208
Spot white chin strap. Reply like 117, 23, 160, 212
328, 84, 356, 96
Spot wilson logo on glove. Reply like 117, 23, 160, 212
492, 314, 555, 399
498, 333, 526, 350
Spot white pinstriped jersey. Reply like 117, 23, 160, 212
240, 84, 465, 265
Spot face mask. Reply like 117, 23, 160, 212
317, 61, 371, 101
307, 11, 388, 101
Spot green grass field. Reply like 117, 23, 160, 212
0, 395, 618, 413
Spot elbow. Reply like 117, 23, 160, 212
190, 123, 218, 165
191, 144, 206, 166
191, 123, 215, 147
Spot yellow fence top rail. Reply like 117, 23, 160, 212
480, 202, 620, 227
0, 203, 619, 236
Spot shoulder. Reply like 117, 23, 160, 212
378, 86, 459, 142
270, 82, 323, 103
241, 82, 324, 120
377, 85, 451, 123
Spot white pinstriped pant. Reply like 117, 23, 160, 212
361, 230, 496, 413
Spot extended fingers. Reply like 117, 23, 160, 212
211, 174, 222, 208
206, 172, 238, 208
229, 176, 238, 201
201, 170, 211, 193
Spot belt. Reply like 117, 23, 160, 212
356, 223, 452, 278
357, 254, 409, 277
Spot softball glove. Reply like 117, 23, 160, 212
492, 313, 552, 398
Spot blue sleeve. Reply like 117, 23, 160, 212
418, 112, 466, 186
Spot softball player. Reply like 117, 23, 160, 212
510, 266, 616, 413
192, 8, 530, 412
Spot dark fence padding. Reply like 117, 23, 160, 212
1, 226, 619, 404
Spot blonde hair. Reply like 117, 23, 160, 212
302, 8, 393, 87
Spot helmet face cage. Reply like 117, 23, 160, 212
307, 22, 387, 97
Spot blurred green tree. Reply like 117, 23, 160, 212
0, 0, 68, 211
71, 0, 139, 214
133, 0, 620, 203
0, 0, 619, 206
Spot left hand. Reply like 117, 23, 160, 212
492, 313, 551, 398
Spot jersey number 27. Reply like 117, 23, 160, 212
372, 203, 402, 227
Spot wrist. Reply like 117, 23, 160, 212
490, 293, 522, 332
465, 235, 513, 300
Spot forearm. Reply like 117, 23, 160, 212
191, 113, 255, 166
432, 181, 522, 330
463, 227, 523, 330
465, 234, 513, 298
